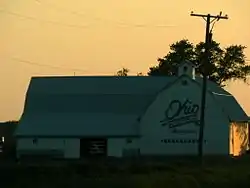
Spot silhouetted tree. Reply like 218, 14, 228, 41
148, 39, 250, 87
116, 68, 144, 76
116, 68, 129, 76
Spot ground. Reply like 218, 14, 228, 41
1, 156, 250, 188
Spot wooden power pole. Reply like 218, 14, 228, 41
190, 12, 228, 160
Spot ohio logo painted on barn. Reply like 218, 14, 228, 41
160, 99, 200, 134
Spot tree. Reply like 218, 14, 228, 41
148, 39, 250, 87
116, 68, 144, 76
116, 68, 129, 76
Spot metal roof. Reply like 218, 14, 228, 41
16, 113, 140, 137
196, 78, 248, 122
16, 76, 248, 137
24, 94, 156, 114
211, 93, 249, 122
28, 76, 176, 95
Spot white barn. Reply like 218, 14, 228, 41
15, 61, 249, 159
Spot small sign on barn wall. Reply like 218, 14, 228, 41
160, 99, 200, 134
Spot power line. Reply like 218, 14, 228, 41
0, 9, 90, 29
0, 8, 176, 29
33, 0, 177, 28
33, 0, 102, 21
11, 57, 87, 73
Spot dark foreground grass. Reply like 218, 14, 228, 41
1, 156, 250, 188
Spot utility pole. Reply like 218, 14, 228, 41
190, 12, 228, 161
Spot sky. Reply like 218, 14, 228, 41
0, 0, 249, 121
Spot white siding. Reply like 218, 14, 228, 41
17, 137, 141, 159
107, 138, 140, 157
64, 139, 80, 158
139, 77, 230, 156
107, 138, 124, 157
17, 138, 64, 150
16, 138, 80, 159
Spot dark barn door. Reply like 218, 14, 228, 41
80, 138, 107, 158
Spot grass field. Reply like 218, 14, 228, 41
1, 156, 250, 188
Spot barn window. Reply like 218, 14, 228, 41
126, 138, 132, 144
32, 138, 38, 145
182, 80, 188, 85
183, 66, 188, 72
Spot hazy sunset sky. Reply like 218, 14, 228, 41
0, 0, 249, 121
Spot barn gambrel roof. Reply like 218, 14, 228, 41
15, 76, 248, 137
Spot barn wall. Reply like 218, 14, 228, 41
230, 122, 248, 156
17, 138, 64, 150
17, 137, 141, 159
16, 138, 80, 159
107, 138, 124, 157
139, 76, 230, 156
64, 139, 80, 158
107, 138, 140, 157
